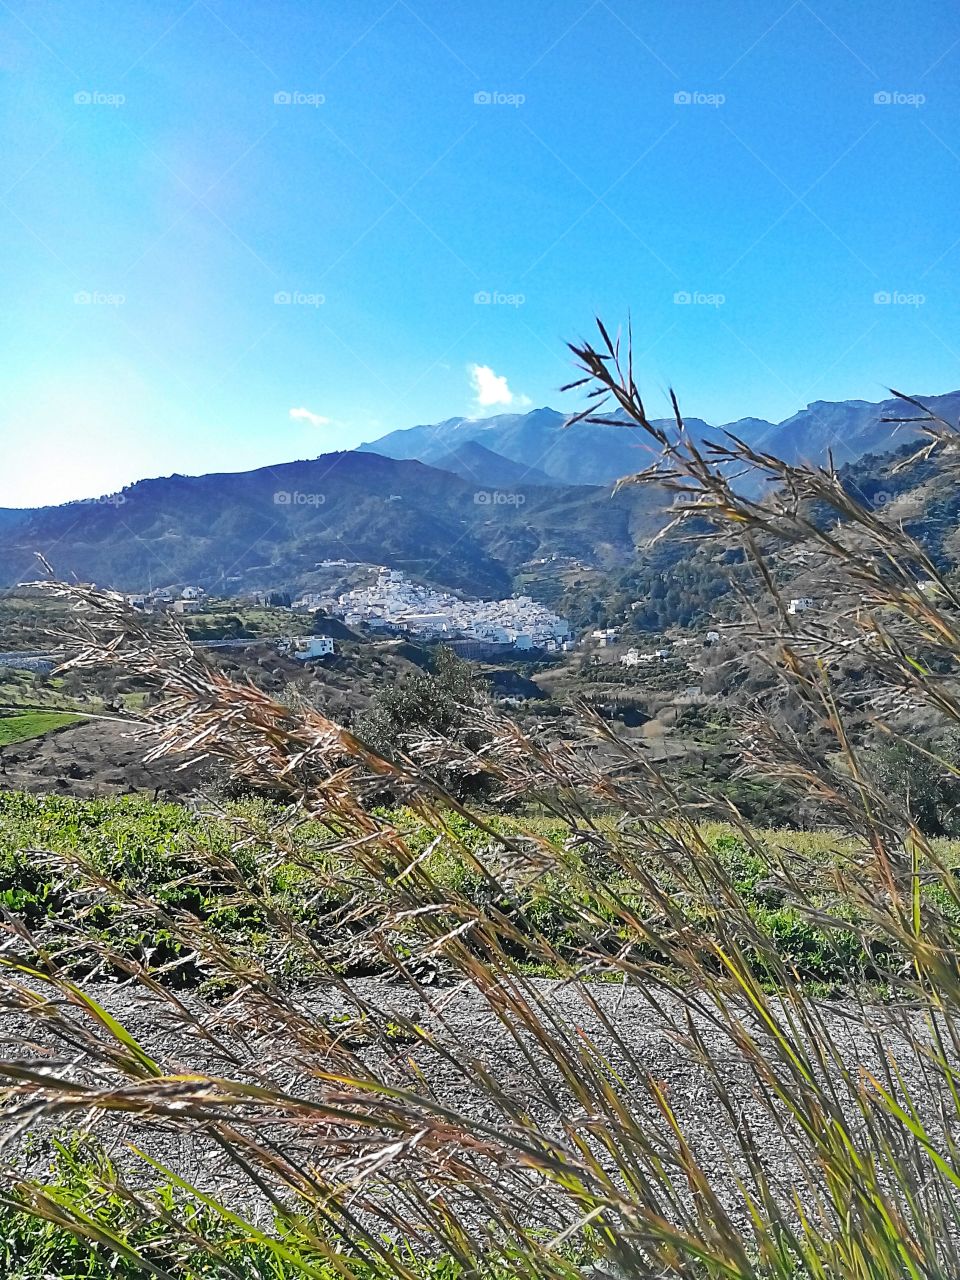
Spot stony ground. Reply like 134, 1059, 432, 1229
0, 973, 939, 1237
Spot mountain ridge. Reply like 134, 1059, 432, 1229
429, 441, 558, 489
0, 450, 666, 599
360, 390, 960, 485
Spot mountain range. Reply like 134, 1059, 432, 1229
360, 391, 960, 486
1, 388, 957, 602
0, 452, 664, 598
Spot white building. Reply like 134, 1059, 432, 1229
291, 636, 335, 660
293, 593, 335, 611
181, 586, 203, 601
397, 612, 451, 636
788, 597, 815, 614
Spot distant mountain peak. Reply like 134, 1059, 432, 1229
361, 391, 960, 484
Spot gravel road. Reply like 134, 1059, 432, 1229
0, 974, 943, 1239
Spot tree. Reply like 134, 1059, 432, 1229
354, 646, 489, 797
870, 737, 960, 836
355, 646, 479, 756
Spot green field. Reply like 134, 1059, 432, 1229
0, 710, 84, 747
0, 790, 953, 994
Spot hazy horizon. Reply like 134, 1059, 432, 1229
4, 379, 957, 510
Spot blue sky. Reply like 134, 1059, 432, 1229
2, 0, 959, 504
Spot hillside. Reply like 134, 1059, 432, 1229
557, 432, 960, 638
0, 451, 668, 598
429, 441, 557, 488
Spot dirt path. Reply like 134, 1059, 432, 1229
0, 974, 935, 1238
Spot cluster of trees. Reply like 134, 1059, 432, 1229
561, 541, 744, 636
869, 737, 960, 837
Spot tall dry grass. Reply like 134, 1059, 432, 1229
3, 325, 960, 1277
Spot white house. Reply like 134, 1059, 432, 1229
291, 636, 335, 660
398, 612, 450, 635
788, 597, 815, 614
705, 630, 721, 644
181, 586, 203, 601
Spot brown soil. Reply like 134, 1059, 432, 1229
0, 719, 212, 799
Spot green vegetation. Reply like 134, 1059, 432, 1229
354, 646, 483, 763
0, 710, 83, 747
561, 536, 745, 635
0, 790, 950, 995
2, 1146, 512, 1280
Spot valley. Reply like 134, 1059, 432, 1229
3, 386, 960, 1278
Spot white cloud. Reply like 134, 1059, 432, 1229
289, 406, 331, 427
468, 363, 530, 410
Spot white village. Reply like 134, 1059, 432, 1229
294, 567, 574, 652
